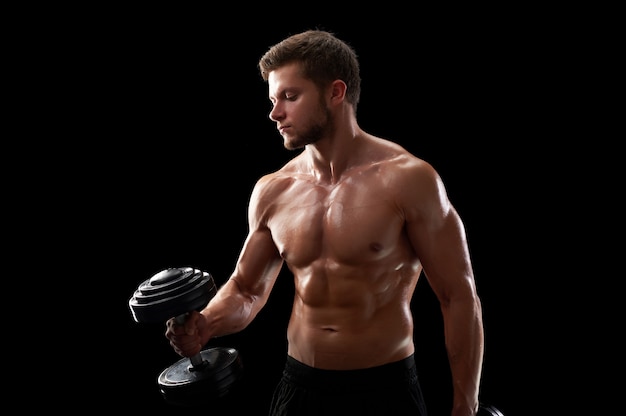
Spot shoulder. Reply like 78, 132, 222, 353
366, 137, 449, 211
369, 136, 440, 184
249, 156, 303, 205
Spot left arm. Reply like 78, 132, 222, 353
403, 160, 484, 416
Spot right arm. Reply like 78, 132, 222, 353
165, 175, 284, 357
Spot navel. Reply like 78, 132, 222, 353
369, 242, 383, 252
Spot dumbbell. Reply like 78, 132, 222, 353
478, 402, 505, 415
129, 266, 244, 406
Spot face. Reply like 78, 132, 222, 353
268, 63, 333, 150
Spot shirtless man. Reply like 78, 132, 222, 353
165, 30, 484, 416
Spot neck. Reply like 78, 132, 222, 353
306, 124, 363, 184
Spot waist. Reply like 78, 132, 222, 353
287, 316, 415, 369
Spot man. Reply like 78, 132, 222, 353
165, 30, 484, 416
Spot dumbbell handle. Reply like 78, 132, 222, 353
175, 313, 208, 369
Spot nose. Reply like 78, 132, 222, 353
269, 103, 283, 122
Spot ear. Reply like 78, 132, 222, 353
329, 79, 347, 104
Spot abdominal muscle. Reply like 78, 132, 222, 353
285, 271, 417, 370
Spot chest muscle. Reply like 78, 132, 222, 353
269, 179, 404, 267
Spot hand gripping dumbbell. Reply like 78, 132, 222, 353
129, 267, 244, 406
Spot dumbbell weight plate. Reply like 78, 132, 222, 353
478, 403, 505, 416
158, 347, 244, 406
129, 267, 217, 323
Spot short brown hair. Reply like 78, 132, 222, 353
258, 30, 361, 111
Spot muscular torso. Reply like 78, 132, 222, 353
262, 151, 423, 370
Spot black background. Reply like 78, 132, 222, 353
37, 8, 569, 416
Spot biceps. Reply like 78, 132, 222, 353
231, 228, 284, 300
408, 208, 474, 300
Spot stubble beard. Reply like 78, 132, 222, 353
283, 105, 333, 151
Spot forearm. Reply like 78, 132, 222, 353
200, 277, 263, 340
443, 298, 484, 416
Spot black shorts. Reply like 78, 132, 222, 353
268, 354, 428, 416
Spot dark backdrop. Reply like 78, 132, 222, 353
60, 11, 556, 416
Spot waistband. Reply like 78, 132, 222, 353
281, 354, 417, 391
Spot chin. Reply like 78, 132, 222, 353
284, 138, 305, 151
